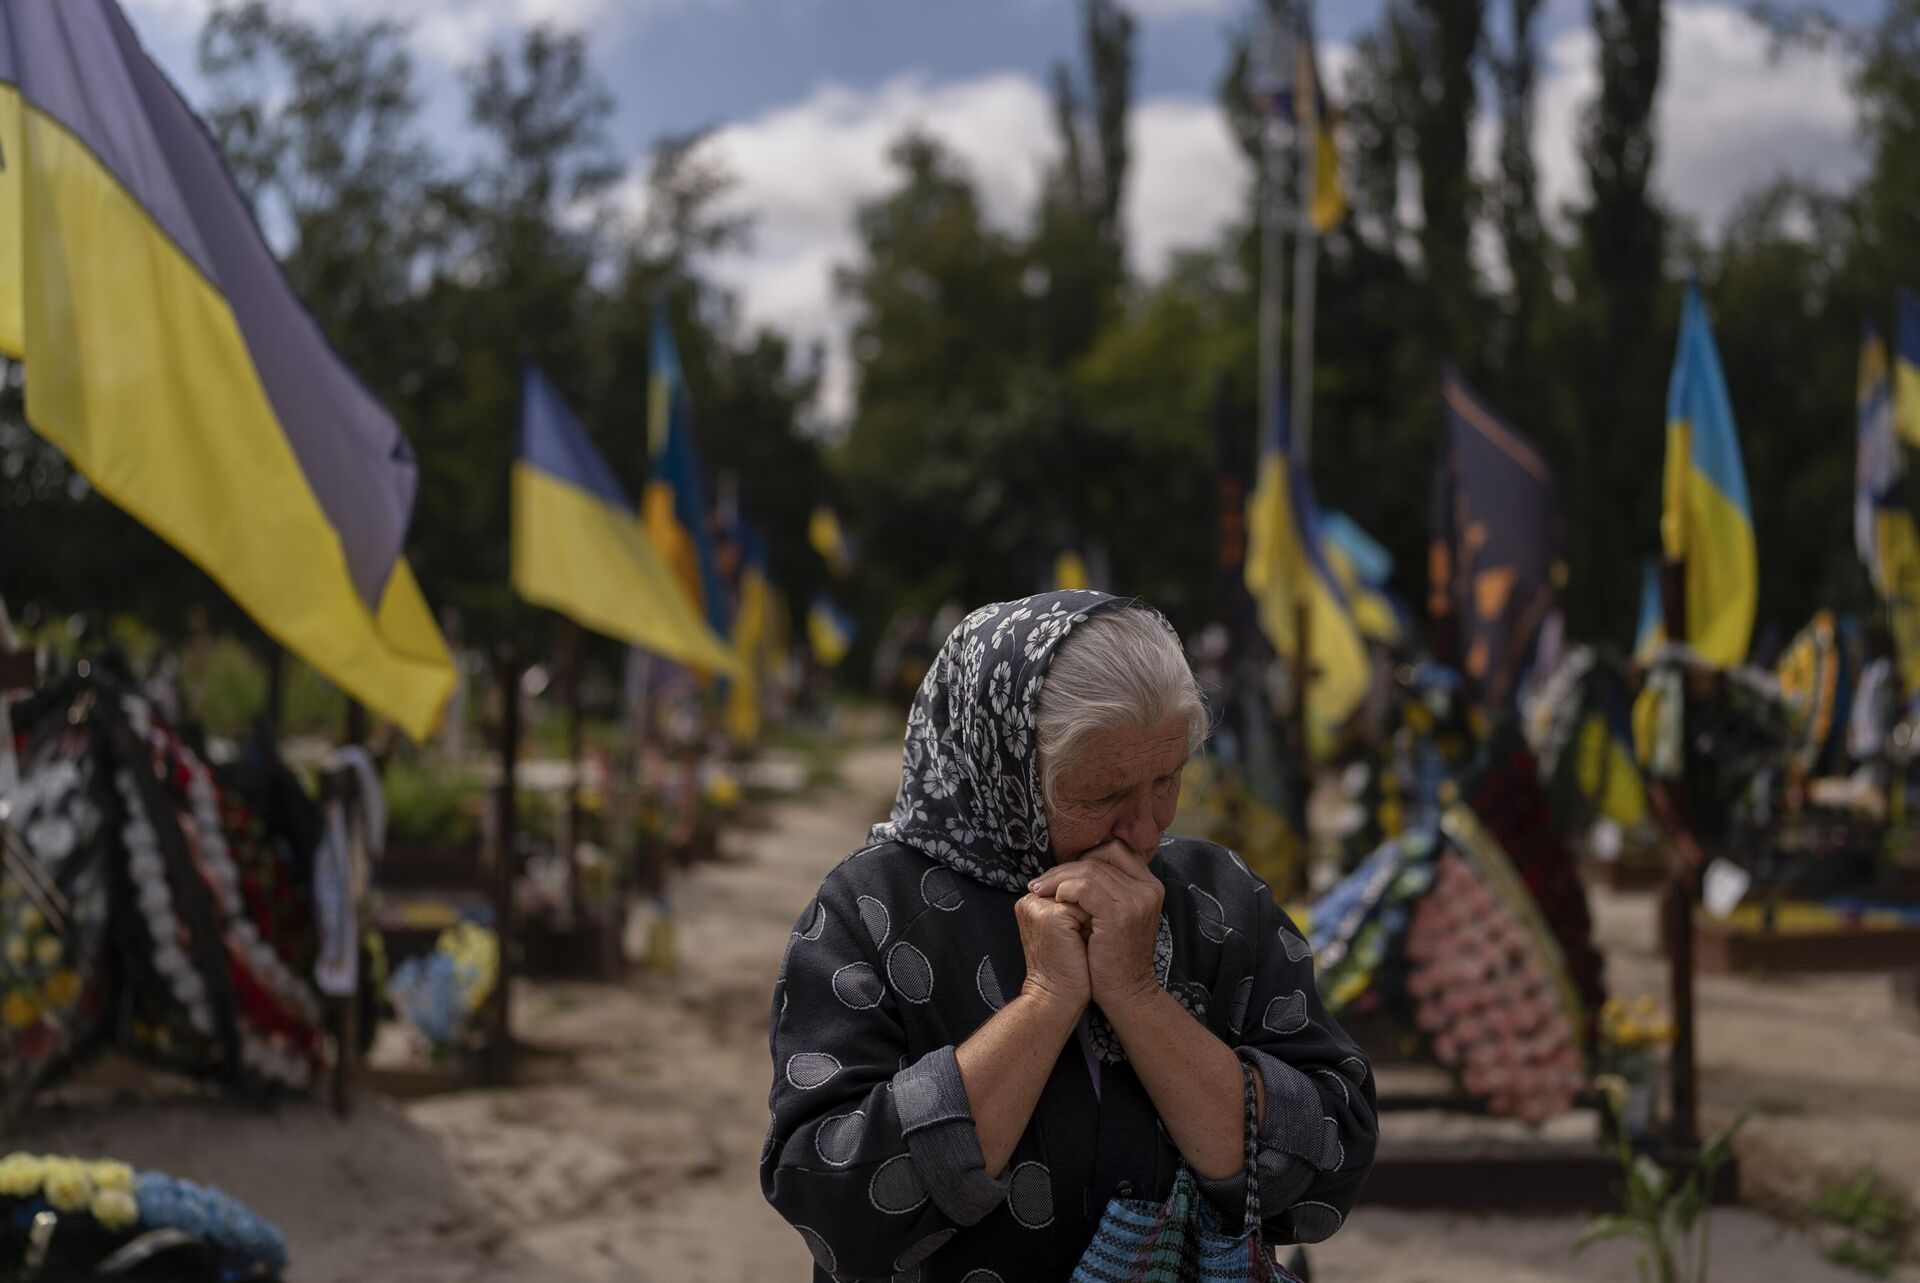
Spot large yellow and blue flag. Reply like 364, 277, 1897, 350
0, 0, 452, 739
1856, 321, 1920, 691
808, 597, 855, 669
1432, 371, 1566, 706
1244, 394, 1368, 758
644, 305, 730, 639
1661, 282, 1757, 668
1895, 289, 1920, 449
724, 523, 772, 743
511, 366, 735, 675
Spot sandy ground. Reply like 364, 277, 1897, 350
16, 731, 1920, 1281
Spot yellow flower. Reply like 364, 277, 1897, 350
32, 936, 61, 967
86, 1161, 134, 1193
4, 938, 26, 967
18, 907, 42, 933
90, 1188, 139, 1231
0, 1152, 46, 1197
1601, 998, 1626, 1024
1633, 995, 1658, 1018
43, 1165, 92, 1213
43, 970, 81, 1009
2, 989, 42, 1030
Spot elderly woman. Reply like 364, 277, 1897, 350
762, 592, 1376, 1281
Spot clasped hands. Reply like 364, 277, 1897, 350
1014, 841, 1163, 1018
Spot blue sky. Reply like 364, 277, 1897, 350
121, 0, 1885, 420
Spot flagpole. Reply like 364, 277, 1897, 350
1257, 1, 1290, 481
488, 632, 522, 1086
1289, 0, 1319, 474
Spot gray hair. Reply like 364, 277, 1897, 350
1034, 605, 1209, 810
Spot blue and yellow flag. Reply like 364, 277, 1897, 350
808, 596, 855, 669
1633, 561, 1666, 662
724, 523, 772, 743
1432, 372, 1566, 706
645, 305, 729, 639
1857, 321, 1920, 691
0, 1, 452, 739
1256, 4, 1346, 233
809, 506, 855, 578
512, 366, 735, 675
1661, 283, 1757, 668
1895, 289, 1920, 449
1320, 512, 1402, 645
1244, 395, 1368, 758
1293, 7, 1347, 234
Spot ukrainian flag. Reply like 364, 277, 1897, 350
644, 305, 729, 638
1293, 6, 1348, 234
1633, 560, 1666, 662
724, 524, 771, 743
1895, 289, 1920, 449
1244, 396, 1368, 758
1251, 4, 1344, 234
809, 506, 855, 578
1661, 282, 1756, 669
0, 0, 452, 740
1857, 321, 1920, 691
808, 597, 855, 669
512, 366, 735, 675
1321, 512, 1402, 645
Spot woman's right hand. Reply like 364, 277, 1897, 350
1015, 893, 1093, 1013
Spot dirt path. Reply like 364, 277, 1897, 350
397, 737, 908, 1282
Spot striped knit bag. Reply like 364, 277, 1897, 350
1070, 1061, 1303, 1283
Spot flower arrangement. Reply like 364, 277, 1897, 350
1594, 995, 1676, 1143
2, 743, 111, 1113
386, 922, 497, 1056
114, 696, 326, 1089
0, 1150, 286, 1277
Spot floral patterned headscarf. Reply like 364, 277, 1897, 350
869, 590, 1172, 893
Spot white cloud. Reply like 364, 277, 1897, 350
123, 0, 665, 64
1125, 98, 1248, 276
1529, 3, 1862, 234
679, 73, 1248, 423
1123, 0, 1237, 17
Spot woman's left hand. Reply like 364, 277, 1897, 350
1028, 842, 1164, 1010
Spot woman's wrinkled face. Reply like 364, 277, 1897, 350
1043, 717, 1190, 864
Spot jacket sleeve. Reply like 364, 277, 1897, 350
761, 878, 1009, 1278
1197, 881, 1378, 1244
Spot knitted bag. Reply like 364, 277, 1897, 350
1070, 1061, 1303, 1283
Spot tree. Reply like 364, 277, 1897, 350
1401, 0, 1488, 365
199, 0, 458, 396
1576, 0, 1666, 638
1032, 0, 1135, 364
403, 26, 623, 642
1853, 0, 1920, 290
1491, 0, 1549, 411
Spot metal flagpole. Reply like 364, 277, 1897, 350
1256, 1, 1291, 473
1289, 0, 1320, 474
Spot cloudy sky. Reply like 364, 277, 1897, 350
123, 0, 1882, 420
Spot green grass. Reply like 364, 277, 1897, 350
385, 757, 486, 849
1810, 1169, 1915, 1278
